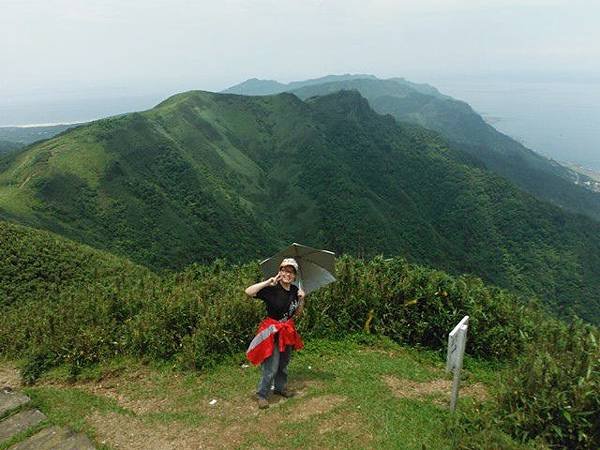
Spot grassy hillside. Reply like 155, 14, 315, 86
1, 90, 600, 322
1, 220, 597, 448
0, 97, 278, 268
227, 75, 600, 221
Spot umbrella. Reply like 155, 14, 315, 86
260, 243, 336, 295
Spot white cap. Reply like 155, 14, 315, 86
279, 258, 299, 273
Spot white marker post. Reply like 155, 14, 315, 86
446, 315, 469, 412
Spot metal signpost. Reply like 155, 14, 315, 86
446, 315, 469, 412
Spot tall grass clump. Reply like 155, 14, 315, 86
0, 260, 263, 382
495, 319, 599, 448
454, 319, 599, 450
302, 255, 540, 359
125, 261, 264, 370
1, 247, 544, 382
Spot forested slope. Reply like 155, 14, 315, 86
1, 89, 599, 322
227, 75, 600, 221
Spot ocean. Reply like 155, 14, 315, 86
430, 79, 600, 172
0, 94, 165, 128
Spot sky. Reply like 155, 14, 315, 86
2, 0, 599, 103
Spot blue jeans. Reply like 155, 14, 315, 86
257, 335, 292, 399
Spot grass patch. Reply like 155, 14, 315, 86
7, 335, 534, 450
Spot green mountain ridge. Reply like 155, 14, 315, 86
1, 89, 599, 323
225, 75, 600, 221
222, 73, 447, 99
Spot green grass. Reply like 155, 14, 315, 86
49, 132, 112, 188
6, 335, 532, 450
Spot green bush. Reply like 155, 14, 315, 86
495, 319, 600, 448
302, 255, 539, 360
1, 254, 541, 383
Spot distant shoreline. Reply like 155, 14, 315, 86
0, 121, 84, 128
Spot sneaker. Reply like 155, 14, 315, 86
257, 396, 269, 409
273, 389, 295, 398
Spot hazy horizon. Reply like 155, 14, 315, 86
1, 0, 598, 168
3, 1, 599, 95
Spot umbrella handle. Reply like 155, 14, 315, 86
292, 277, 304, 320
297, 264, 304, 292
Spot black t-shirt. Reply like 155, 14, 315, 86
256, 283, 300, 321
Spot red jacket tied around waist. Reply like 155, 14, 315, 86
246, 317, 304, 365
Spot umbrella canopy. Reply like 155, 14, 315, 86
260, 243, 336, 295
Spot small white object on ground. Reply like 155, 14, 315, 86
241, 364, 249, 368
209, 399, 217, 405
308, 365, 312, 370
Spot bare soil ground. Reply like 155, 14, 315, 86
383, 374, 488, 405
86, 387, 351, 449
0, 364, 21, 390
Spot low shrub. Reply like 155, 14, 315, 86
495, 319, 600, 449
2, 254, 542, 382
302, 255, 540, 360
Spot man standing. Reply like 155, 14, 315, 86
245, 258, 305, 409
